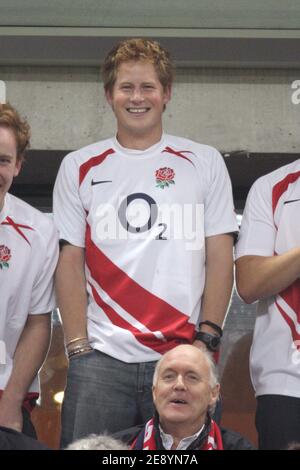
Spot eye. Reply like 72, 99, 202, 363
186, 374, 199, 382
163, 373, 175, 381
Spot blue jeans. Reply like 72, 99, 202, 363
60, 349, 156, 448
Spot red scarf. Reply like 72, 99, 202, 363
130, 417, 223, 450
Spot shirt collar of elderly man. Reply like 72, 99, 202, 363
115, 345, 254, 451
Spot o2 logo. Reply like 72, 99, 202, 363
95, 192, 204, 250
118, 193, 167, 240
118, 193, 157, 233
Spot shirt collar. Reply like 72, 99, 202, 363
112, 133, 166, 159
0, 194, 9, 224
159, 424, 205, 450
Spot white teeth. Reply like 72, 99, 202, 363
127, 108, 148, 113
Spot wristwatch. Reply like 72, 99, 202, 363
194, 331, 221, 352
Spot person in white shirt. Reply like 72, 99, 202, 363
0, 102, 58, 437
235, 160, 300, 449
53, 38, 237, 447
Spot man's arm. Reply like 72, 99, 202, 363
236, 248, 300, 304
55, 244, 89, 345
0, 313, 51, 432
193, 233, 234, 349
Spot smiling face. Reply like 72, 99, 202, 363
152, 345, 219, 438
105, 60, 171, 149
0, 126, 21, 210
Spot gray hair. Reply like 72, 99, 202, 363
152, 346, 220, 416
65, 433, 129, 450
153, 346, 219, 388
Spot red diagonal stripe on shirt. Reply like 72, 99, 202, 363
275, 298, 300, 347
272, 171, 300, 215
89, 283, 186, 354
163, 146, 195, 167
278, 279, 300, 324
2, 216, 33, 245
85, 225, 195, 343
79, 148, 115, 186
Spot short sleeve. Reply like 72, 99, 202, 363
53, 154, 86, 247
204, 149, 238, 237
30, 217, 59, 314
235, 177, 276, 259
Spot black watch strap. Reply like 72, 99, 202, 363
194, 331, 221, 352
198, 320, 223, 337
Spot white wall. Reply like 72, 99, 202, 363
0, 65, 299, 153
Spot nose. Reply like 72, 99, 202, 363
131, 87, 144, 102
174, 374, 186, 390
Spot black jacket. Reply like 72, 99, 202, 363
115, 416, 255, 450
0, 426, 49, 450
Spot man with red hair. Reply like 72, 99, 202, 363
0, 102, 58, 437
54, 38, 237, 446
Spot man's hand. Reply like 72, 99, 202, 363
0, 395, 23, 432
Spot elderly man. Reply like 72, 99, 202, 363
116, 345, 254, 450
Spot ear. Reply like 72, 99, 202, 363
152, 384, 157, 406
163, 85, 172, 105
14, 159, 22, 177
105, 88, 113, 106
209, 383, 220, 408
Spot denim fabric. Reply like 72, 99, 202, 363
60, 349, 156, 448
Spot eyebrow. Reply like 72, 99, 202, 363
118, 80, 156, 85
162, 368, 175, 374
162, 368, 199, 376
0, 153, 14, 159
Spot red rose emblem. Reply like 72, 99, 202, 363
155, 167, 175, 181
0, 245, 11, 269
155, 167, 175, 189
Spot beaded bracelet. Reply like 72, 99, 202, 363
66, 339, 90, 354
68, 346, 93, 359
